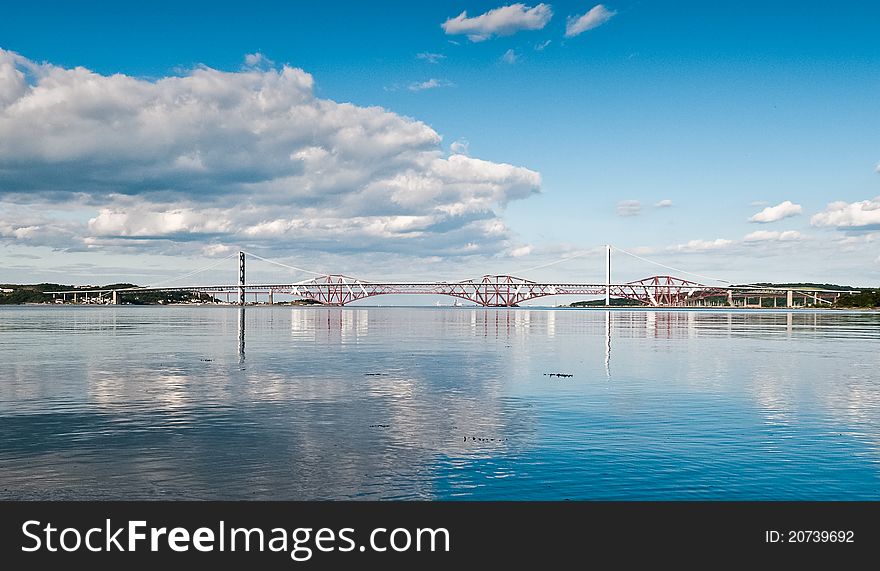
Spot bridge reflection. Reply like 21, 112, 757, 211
238, 307, 871, 384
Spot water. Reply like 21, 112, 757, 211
1, 305, 879, 500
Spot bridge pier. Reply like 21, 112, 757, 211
111, 290, 119, 305
786, 290, 793, 308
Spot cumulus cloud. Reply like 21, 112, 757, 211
748, 200, 802, 223
408, 78, 454, 91
668, 238, 733, 252
811, 197, 880, 230
501, 49, 519, 64
243, 52, 275, 70
509, 245, 533, 257
0, 48, 541, 257
450, 139, 470, 155
743, 230, 803, 242
565, 4, 616, 38
655, 199, 673, 208
442, 3, 553, 42
616, 200, 641, 217
416, 52, 446, 64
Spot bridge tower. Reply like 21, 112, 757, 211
605, 244, 611, 307
238, 251, 246, 306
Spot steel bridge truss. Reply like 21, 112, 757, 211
197, 274, 732, 307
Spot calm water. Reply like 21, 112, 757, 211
1, 305, 879, 500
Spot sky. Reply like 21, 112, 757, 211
1, 0, 879, 292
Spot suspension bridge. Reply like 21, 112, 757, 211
45, 245, 851, 308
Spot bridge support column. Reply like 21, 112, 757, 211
605, 244, 611, 307
111, 290, 119, 305
786, 290, 793, 308
269, 291, 274, 305
727, 291, 733, 307
238, 251, 246, 306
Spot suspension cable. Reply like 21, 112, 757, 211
136, 251, 240, 289
240, 251, 329, 277
610, 245, 736, 284
515, 249, 595, 275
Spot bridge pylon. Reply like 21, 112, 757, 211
238, 251, 246, 306
605, 244, 611, 306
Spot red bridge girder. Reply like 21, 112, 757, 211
612, 275, 728, 306
266, 274, 725, 307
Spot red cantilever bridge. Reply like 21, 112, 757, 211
220, 273, 734, 307
48, 250, 849, 308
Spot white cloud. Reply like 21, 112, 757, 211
243, 52, 275, 70
565, 4, 617, 38
743, 230, 803, 242
0, 51, 29, 107
501, 49, 519, 64
748, 200, 803, 223
811, 197, 880, 230
616, 200, 641, 217
442, 3, 553, 42
655, 199, 673, 208
416, 52, 446, 64
408, 78, 454, 91
88, 207, 233, 237
535, 40, 552, 51
509, 245, 533, 257
668, 238, 733, 252
0, 203, 82, 249
835, 232, 879, 246
0, 48, 541, 258
202, 244, 232, 257
450, 139, 470, 155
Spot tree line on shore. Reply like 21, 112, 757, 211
0, 283, 203, 305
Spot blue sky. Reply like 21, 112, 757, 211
1, 1, 879, 289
